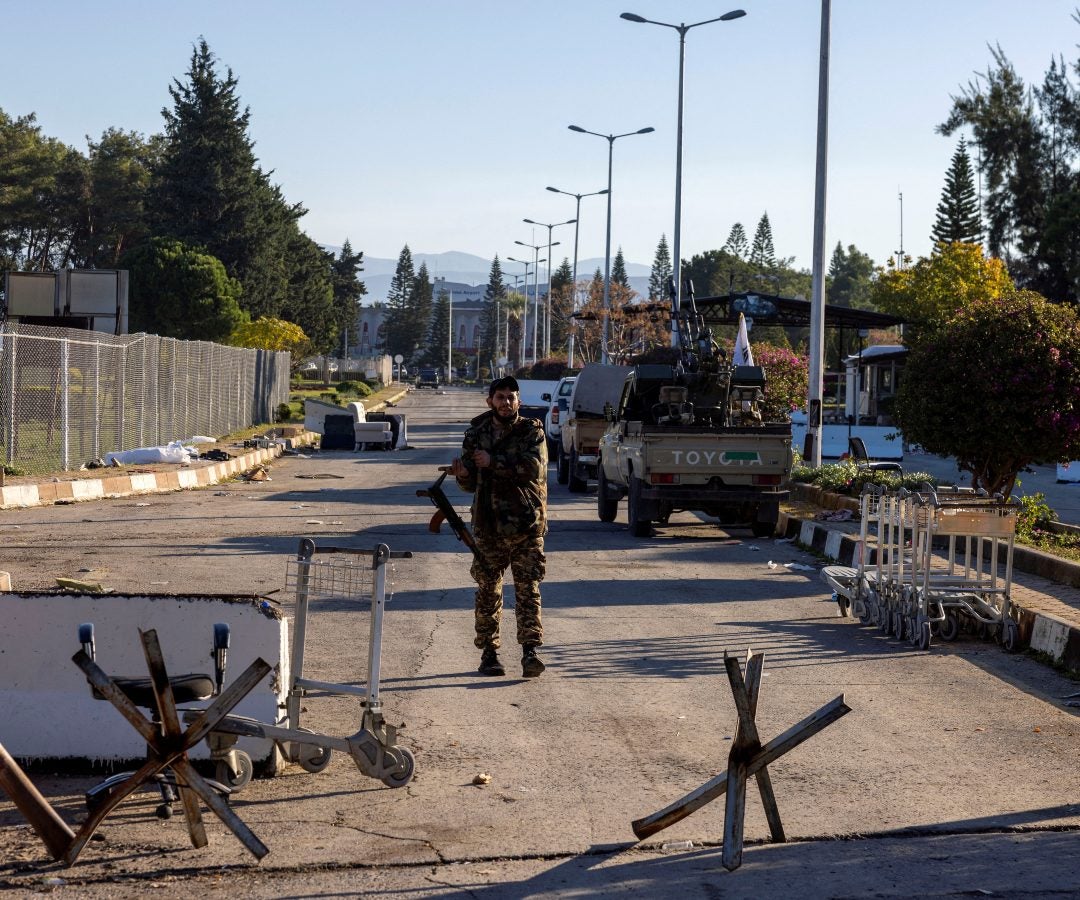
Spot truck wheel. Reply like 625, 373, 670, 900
597, 461, 618, 522
751, 518, 776, 538
568, 449, 587, 493
556, 443, 570, 485
627, 475, 652, 537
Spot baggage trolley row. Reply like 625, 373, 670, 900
822, 485, 1021, 652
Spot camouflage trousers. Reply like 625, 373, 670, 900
471, 531, 545, 650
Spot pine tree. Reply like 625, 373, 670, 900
423, 288, 451, 368
479, 256, 505, 368
749, 213, 776, 268
330, 239, 367, 355
611, 247, 630, 288
280, 231, 336, 353
409, 262, 434, 363
722, 223, 750, 260
648, 234, 673, 300
150, 38, 298, 318
931, 138, 983, 246
383, 244, 415, 359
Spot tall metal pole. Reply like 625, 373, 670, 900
672, 27, 686, 348
545, 228, 554, 356
548, 187, 607, 368
602, 138, 614, 364
447, 288, 453, 384
620, 10, 746, 348
531, 246, 541, 363
568, 125, 653, 366
807, 0, 831, 467
506, 259, 534, 369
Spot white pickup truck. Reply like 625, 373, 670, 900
557, 364, 630, 493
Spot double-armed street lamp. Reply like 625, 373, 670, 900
514, 239, 558, 364
568, 124, 654, 364
523, 217, 576, 357
620, 8, 746, 347
546, 186, 608, 367
507, 254, 547, 368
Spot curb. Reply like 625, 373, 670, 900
0, 432, 320, 512
777, 508, 1080, 674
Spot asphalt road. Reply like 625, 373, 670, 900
2, 385, 1080, 898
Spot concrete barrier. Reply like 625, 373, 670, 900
0, 592, 288, 767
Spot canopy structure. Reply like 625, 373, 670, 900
686, 291, 904, 332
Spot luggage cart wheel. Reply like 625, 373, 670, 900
216, 750, 254, 790
917, 618, 932, 652
296, 728, 333, 774
381, 747, 415, 788
854, 597, 870, 624
939, 613, 960, 642
1002, 618, 1020, 653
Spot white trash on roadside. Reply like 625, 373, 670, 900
104, 440, 194, 466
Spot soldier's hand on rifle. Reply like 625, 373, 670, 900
448, 457, 469, 478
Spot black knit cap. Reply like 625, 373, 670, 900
487, 375, 520, 397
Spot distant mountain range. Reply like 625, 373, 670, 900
324, 248, 651, 303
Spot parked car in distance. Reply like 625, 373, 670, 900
515, 379, 560, 430
416, 367, 441, 389
543, 376, 577, 458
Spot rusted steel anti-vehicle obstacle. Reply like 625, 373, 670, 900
0, 629, 271, 866
631, 648, 852, 871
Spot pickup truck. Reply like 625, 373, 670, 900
557, 364, 629, 492
597, 363, 792, 537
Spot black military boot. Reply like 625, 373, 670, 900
521, 644, 546, 678
478, 646, 505, 677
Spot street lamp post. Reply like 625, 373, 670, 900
620, 9, 746, 348
568, 124, 654, 364
514, 239, 557, 364
507, 258, 537, 367
506, 256, 542, 368
523, 217, 576, 358
546, 186, 608, 367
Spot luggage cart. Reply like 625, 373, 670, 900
821, 484, 891, 622
190, 540, 416, 788
909, 490, 1020, 652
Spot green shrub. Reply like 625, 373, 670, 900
1016, 491, 1056, 539
790, 458, 937, 495
275, 403, 292, 423
335, 380, 373, 398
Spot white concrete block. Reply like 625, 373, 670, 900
0, 592, 288, 765
1030, 612, 1071, 662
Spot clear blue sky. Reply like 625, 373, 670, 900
4, 1, 1076, 274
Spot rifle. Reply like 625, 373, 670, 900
416, 469, 478, 557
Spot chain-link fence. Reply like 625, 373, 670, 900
0, 323, 290, 474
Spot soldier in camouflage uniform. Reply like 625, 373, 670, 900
449, 376, 548, 678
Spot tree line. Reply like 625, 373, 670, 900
0, 39, 364, 355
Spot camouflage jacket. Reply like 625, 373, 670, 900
455, 409, 548, 538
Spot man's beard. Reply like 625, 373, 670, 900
493, 408, 518, 425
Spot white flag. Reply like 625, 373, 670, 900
734, 313, 754, 366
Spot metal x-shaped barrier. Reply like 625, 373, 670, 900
632, 648, 852, 870
63, 628, 273, 864
0, 628, 273, 866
